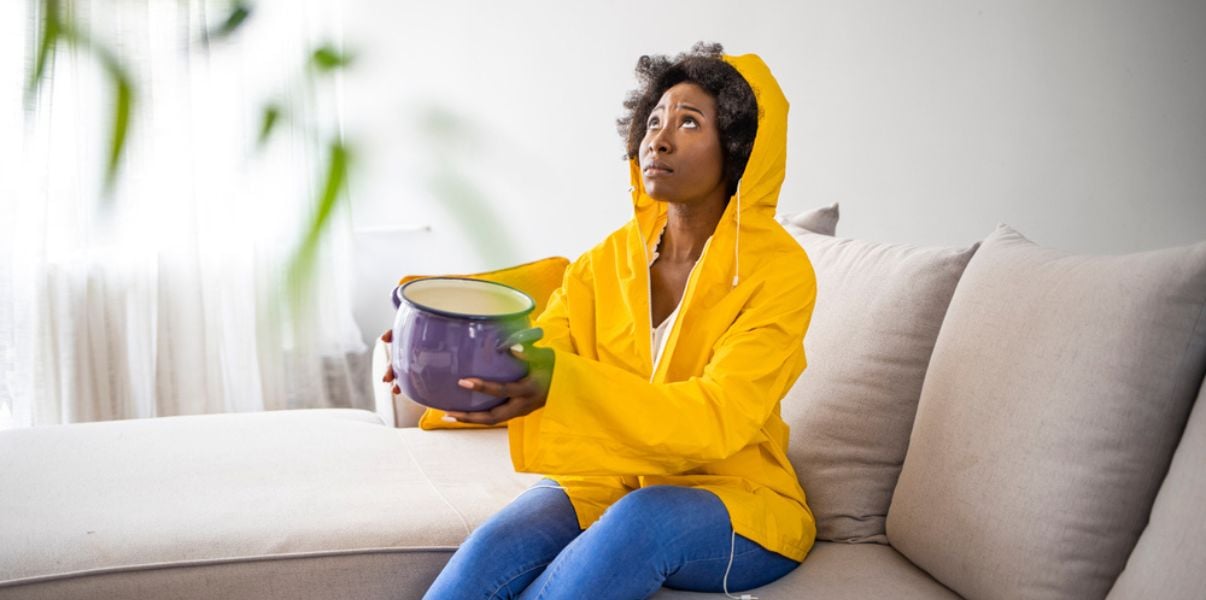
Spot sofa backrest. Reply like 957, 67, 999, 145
780, 205, 978, 543
1107, 377, 1206, 600
886, 225, 1206, 600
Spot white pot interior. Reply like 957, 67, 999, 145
403, 278, 533, 317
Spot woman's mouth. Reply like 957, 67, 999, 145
643, 163, 674, 177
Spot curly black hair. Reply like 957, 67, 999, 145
617, 42, 759, 199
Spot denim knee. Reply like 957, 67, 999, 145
596, 486, 729, 546
422, 483, 581, 600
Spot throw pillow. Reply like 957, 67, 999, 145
780, 206, 979, 544
778, 202, 839, 236
886, 225, 1206, 600
392, 257, 570, 430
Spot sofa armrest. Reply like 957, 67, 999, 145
371, 338, 426, 428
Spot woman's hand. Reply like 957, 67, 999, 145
380, 329, 401, 395
446, 345, 555, 425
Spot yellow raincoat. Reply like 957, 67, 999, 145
508, 53, 817, 562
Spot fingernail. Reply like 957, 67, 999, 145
392, 385, 401, 395
457, 379, 473, 389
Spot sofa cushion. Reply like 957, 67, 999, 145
0, 409, 538, 600
778, 202, 839, 236
651, 541, 960, 599
1107, 377, 1206, 600
887, 225, 1206, 600
780, 212, 978, 543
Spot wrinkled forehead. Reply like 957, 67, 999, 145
652, 82, 717, 114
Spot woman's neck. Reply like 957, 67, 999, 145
659, 198, 726, 264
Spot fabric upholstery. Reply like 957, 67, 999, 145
780, 211, 978, 543
0, 550, 452, 600
887, 225, 1206, 600
778, 202, 839, 236
0, 410, 538, 600
651, 541, 960, 599
392, 256, 571, 430
1107, 377, 1206, 600
394, 427, 542, 529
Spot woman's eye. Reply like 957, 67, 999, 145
647, 117, 661, 129
681, 117, 698, 128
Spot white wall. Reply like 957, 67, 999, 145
340, 0, 1206, 343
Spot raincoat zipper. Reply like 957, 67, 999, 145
642, 222, 659, 382
647, 230, 714, 384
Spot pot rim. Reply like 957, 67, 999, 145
396, 276, 536, 321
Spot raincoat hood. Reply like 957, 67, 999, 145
628, 53, 789, 286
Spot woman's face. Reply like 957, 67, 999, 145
639, 82, 726, 206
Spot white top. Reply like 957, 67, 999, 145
651, 301, 682, 374
648, 225, 695, 375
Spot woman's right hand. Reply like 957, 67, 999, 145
381, 329, 400, 395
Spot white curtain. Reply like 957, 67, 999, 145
0, 0, 368, 429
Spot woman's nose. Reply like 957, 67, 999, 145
648, 128, 672, 155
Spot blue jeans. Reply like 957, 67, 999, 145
423, 480, 799, 599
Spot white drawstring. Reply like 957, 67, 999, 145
732, 179, 742, 288
723, 529, 758, 600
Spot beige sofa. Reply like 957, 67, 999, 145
2, 205, 1204, 599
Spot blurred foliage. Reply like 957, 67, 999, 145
256, 103, 281, 147
27, 0, 134, 201
27, 0, 58, 103
310, 45, 354, 72
208, 1, 252, 41
286, 140, 351, 300
26, 0, 356, 306
94, 44, 134, 197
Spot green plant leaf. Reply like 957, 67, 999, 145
308, 140, 349, 242
287, 140, 351, 298
257, 103, 282, 147
94, 49, 134, 199
47, 14, 134, 201
310, 45, 353, 72
209, 2, 252, 40
105, 73, 133, 196
26, 0, 60, 105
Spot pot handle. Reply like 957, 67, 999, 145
498, 327, 544, 352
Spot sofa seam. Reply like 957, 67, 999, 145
398, 432, 474, 539
0, 545, 461, 589
1176, 298, 1206, 388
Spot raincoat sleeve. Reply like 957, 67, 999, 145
531, 254, 588, 355
510, 266, 815, 476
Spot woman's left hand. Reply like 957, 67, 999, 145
446, 345, 555, 425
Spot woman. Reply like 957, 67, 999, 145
412, 43, 817, 598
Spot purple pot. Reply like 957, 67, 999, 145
391, 277, 542, 413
